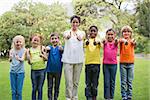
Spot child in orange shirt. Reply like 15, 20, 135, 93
119, 25, 136, 100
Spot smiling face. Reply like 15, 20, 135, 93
14, 39, 23, 50
71, 18, 80, 31
31, 36, 41, 48
106, 30, 116, 42
122, 29, 132, 39
89, 27, 98, 38
13, 35, 25, 50
50, 35, 59, 47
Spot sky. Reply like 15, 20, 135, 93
0, 0, 72, 15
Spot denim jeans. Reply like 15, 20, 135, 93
85, 64, 100, 98
103, 64, 117, 99
31, 69, 46, 100
10, 72, 25, 100
120, 63, 134, 99
47, 72, 62, 100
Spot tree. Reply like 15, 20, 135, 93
134, 0, 150, 54
0, 1, 68, 52
73, 0, 136, 36
136, 0, 150, 37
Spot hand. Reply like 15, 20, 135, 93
26, 48, 31, 59
97, 41, 101, 45
114, 38, 118, 45
15, 54, 20, 61
131, 38, 136, 45
85, 40, 89, 45
93, 40, 100, 45
67, 35, 71, 39
77, 35, 82, 41
39, 53, 43, 58
28, 60, 32, 65
124, 41, 128, 45
102, 39, 106, 44
121, 38, 128, 45
59, 46, 63, 51
9, 53, 13, 62
45, 46, 50, 53
66, 32, 71, 39
93, 41, 97, 45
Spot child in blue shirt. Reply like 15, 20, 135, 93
46, 33, 63, 100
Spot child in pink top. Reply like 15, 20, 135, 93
102, 29, 118, 100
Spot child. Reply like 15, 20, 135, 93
46, 33, 63, 100
9, 35, 26, 100
119, 26, 136, 100
102, 29, 118, 100
84, 25, 101, 100
27, 34, 47, 100
62, 15, 85, 100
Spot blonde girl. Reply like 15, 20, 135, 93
9, 35, 26, 100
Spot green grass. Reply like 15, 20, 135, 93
0, 58, 149, 100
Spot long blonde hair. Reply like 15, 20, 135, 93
11, 35, 25, 50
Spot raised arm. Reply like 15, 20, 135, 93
26, 48, 32, 65
15, 48, 27, 62
39, 46, 48, 61
9, 49, 13, 62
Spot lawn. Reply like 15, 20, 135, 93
0, 58, 149, 100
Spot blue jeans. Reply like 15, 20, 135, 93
10, 72, 25, 100
31, 69, 46, 100
103, 64, 117, 99
47, 72, 62, 100
120, 63, 134, 99
85, 64, 100, 98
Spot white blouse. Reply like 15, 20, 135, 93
62, 29, 85, 64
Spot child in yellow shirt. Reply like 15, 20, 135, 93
84, 25, 101, 100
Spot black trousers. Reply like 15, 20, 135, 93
85, 64, 100, 97
47, 72, 62, 100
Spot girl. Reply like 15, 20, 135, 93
27, 34, 47, 100
46, 33, 63, 100
61, 15, 85, 100
84, 26, 101, 100
9, 35, 26, 100
119, 26, 136, 100
102, 29, 118, 100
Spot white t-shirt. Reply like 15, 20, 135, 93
62, 29, 85, 64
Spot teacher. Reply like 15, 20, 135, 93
62, 15, 85, 100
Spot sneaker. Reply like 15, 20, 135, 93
122, 97, 127, 100
127, 97, 132, 100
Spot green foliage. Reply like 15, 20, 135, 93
73, 0, 103, 36
73, 0, 136, 36
137, 0, 150, 37
0, 1, 68, 50
134, 34, 150, 54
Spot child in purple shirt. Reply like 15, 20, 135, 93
102, 29, 118, 100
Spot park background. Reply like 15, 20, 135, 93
0, 0, 150, 100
